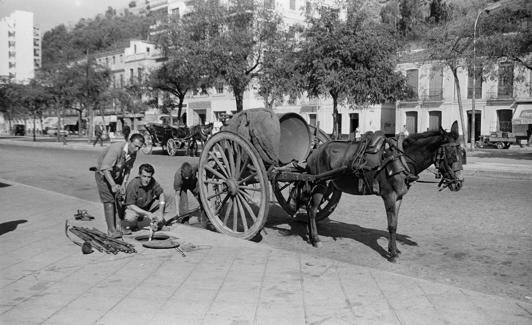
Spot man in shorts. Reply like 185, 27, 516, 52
122, 163, 168, 233
94, 133, 144, 237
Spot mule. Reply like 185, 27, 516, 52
305, 121, 464, 261
187, 123, 214, 156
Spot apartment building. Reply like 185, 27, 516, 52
0, 10, 41, 83
90, 40, 164, 133
395, 51, 532, 143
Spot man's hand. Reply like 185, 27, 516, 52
111, 184, 121, 193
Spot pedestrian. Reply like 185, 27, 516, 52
122, 125, 131, 141
401, 124, 410, 138
59, 125, 67, 145
173, 161, 211, 228
93, 133, 145, 238
93, 123, 104, 147
121, 163, 168, 234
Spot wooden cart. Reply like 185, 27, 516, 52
197, 113, 342, 240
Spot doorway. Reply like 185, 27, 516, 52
467, 111, 481, 142
405, 111, 418, 134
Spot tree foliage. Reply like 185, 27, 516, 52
298, 7, 409, 138
182, 0, 284, 112
42, 8, 154, 69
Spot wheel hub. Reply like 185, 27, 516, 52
225, 178, 238, 196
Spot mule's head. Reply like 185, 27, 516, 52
435, 121, 464, 192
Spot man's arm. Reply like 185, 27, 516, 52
126, 204, 152, 218
103, 170, 120, 193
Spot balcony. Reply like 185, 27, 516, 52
467, 87, 482, 99
486, 90, 514, 105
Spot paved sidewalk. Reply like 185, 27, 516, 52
1, 179, 531, 325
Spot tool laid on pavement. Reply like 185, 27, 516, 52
73, 209, 94, 221
164, 207, 201, 226
65, 220, 137, 254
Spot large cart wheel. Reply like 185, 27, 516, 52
496, 141, 504, 149
141, 132, 153, 155
198, 132, 270, 239
166, 138, 178, 156
272, 180, 342, 221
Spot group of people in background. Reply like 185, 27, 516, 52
92, 131, 204, 238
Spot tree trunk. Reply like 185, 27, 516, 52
56, 104, 61, 143
332, 94, 339, 140
450, 65, 468, 145
32, 112, 36, 142
235, 90, 244, 112
177, 94, 186, 125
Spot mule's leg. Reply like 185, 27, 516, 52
307, 191, 323, 248
383, 194, 401, 261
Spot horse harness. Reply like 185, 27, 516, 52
433, 143, 463, 190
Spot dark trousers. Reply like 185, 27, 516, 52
93, 134, 103, 146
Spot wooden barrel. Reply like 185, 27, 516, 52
278, 113, 312, 165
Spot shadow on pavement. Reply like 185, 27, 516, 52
266, 204, 418, 259
0, 220, 27, 236
470, 150, 532, 160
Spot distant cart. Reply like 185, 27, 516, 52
475, 131, 516, 149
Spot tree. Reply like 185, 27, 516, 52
184, 0, 283, 112
0, 83, 26, 134
150, 14, 213, 123
297, 8, 409, 138
423, 2, 475, 144
476, 1, 532, 71
256, 25, 301, 109
21, 81, 51, 142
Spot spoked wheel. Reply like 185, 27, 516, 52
141, 132, 153, 155
272, 180, 342, 222
166, 138, 178, 156
198, 132, 270, 239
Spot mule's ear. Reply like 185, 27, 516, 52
450, 121, 459, 139
439, 125, 446, 135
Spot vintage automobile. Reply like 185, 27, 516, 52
475, 131, 516, 149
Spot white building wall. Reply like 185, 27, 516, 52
0, 10, 38, 83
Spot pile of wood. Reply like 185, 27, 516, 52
66, 222, 136, 254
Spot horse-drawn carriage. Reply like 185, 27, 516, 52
196, 109, 465, 261
142, 122, 189, 156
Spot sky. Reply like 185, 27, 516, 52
0, 0, 133, 32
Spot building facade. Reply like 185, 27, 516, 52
0, 10, 41, 83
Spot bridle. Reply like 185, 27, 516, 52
433, 143, 464, 191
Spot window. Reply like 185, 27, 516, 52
147, 47, 150, 54
429, 66, 443, 100
120, 74, 124, 88
172, 7, 180, 17
134, 45, 137, 54
137, 67, 143, 81
498, 63, 514, 98
406, 69, 418, 99
264, 0, 275, 9
112, 56, 116, 64
349, 113, 359, 133
467, 64, 482, 99
428, 111, 441, 131
338, 114, 343, 134
497, 109, 512, 132
216, 83, 224, 94
405, 111, 418, 134
290, 0, 296, 10
130, 69, 134, 82
309, 114, 317, 127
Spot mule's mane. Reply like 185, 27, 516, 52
403, 130, 444, 148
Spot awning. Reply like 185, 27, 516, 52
512, 103, 532, 125
300, 105, 318, 113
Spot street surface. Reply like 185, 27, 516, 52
0, 142, 531, 302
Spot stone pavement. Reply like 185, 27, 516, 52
1, 179, 531, 325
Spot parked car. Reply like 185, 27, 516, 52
475, 131, 516, 149
46, 128, 69, 137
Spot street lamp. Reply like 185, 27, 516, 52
471, 2, 501, 151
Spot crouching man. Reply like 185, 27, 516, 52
122, 163, 170, 233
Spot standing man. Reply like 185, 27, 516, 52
94, 133, 145, 237
122, 163, 168, 233
93, 123, 104, 147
